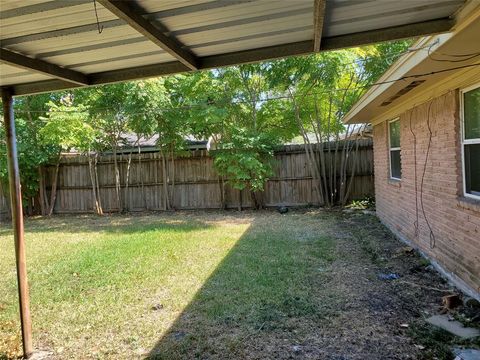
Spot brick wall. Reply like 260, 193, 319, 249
373, 90, 480, 298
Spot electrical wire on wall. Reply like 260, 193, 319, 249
408, 107, 420, 239
427, 39, 480, 63
419, 99, 436, 249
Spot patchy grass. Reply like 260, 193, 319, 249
1, 211, 336, 359
0, 210, 476, 359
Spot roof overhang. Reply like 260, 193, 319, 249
0, 0, 468, 97
343, 0, 480, 125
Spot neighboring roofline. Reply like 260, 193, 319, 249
343, 0, 480, 124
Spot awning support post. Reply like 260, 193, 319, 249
1, 87, 33, 358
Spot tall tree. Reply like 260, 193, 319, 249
40, 95, 95, 215
79, 84, 130, 212
0, 93, 62, 215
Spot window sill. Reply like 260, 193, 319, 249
457, 196, 480, 212
388, 179, 401, 188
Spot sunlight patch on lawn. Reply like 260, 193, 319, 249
0, 214, 251, 358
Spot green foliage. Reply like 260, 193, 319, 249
0, 94, 62, 199
39, 97, 95, 152
212, 130, 276, 191
123, 79, 165, 140
0, 117, 59, 199
180, 64, 299, 193
346, 197, 375, 210
0, 39, 414, 207
361, 40, 414, 83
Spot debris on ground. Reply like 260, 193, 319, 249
134, 347, 148, 356
442, 294, 463, 312
345, 198, 375, 210
0, 320, 21, 359
172, 331, 186, 341
277, 206, 289, 214
28, 350, 54, 360
394, 246, 414, 257
151, 303, 164, 311
464, 297, 480, 309
459, 297, 480, 326
453, 348, 480, 360
292, 345, 302, 353
377, 272, 401, 280
426, 315, 480, 339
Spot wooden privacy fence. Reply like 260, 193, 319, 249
0, 140, 374, 214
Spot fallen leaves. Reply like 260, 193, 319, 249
0, 320, 22, 360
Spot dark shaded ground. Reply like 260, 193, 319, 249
148, 209, 479, 360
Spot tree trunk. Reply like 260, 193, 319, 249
219, 176, 227, 209
88, 153, 102, 215
113, 146, 122, 212
159, 148, 170, 211
124, 150, 133, 212
342, 127, 363, 206
94, 154, 103, 215
250, 190, 263, 210
238, 189, 242, 211
47, 155, 61, 216
4, 190, 12, 221
38, 167, 46, 216
33, 194, 41, 215
170, 150, 175, 210
27, 197, 33, 216
137, 140, 147, 210
314, 99, 329, 207
290, 93, 324, 205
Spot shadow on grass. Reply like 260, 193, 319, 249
0, 214, 213, 236
146, 215, 336, 359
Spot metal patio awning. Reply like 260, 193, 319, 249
0, 0, 468, 97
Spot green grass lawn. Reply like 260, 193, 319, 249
1, 210, 468, 360
0, 211, 336, 359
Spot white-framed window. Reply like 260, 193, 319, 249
461, 83, 480, 200
388, 118, 401, 180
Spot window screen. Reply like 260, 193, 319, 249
389, 119, 401, 180
463, 86, 480, 198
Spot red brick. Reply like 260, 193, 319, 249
373, 91, 480, 296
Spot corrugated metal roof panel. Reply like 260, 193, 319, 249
179, 13, 312, 48
71, 52, 176, 74
324, 0, 464, 37
4, 28, 142, 57
135, 0, 214, 13
0, 0, 53, 13
158, 0, 311, 31
45, 41, 165, 68
0, 2, 117, 39
193, 29, 312, 57
0, 0, 467, 94
328, 4, 464, 37
0, 63, 52, 85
